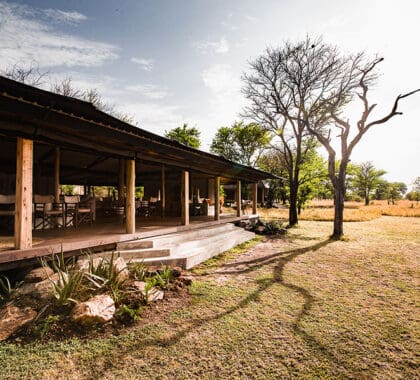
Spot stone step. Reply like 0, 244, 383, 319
140, 228, 255, 269
152, 223, 236, 248
116, 240, 154, 250
100, 248, 171, 260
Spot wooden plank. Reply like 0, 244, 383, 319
181, 170, 189, 225
14, 138, 33, 249
125, 159, 135, 234
161, 164, 166, 217
236, 180, 241, 217
252, 182, 258, 215
214, 176, 220, 221
54, 147, 60, 202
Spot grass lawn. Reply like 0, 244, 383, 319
1, 216, 419, 379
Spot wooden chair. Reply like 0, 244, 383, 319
64, 195, 94, 227
0, 194, 15, 232
137, 200, 150, 217
33, 195, 65, 230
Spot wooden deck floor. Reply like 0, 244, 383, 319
0, 213, 249, 270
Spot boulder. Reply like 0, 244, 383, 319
24, 266, 54, 283
112, 257, 130, 282
256, 225, 266, 234
0, 304, 37, 341
75, 257, 104, 272
132, 281, 146, 292
178, 275, 193, 286
170, 267, 183, 278
71, 295, 115, 325
148, 288, 164, 302
16, 273, 60, 301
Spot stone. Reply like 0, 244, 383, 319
0, 304, 37, 341
112, 257, 130, 282
148, 288, 164, 302
24, 266, 54, 283
16, 273, 60, 301
71, 295, 115, 325
178, 275, 193, 286
132, 281, 146, 292
170, 267, 183, 278
256, 225, 266, 234
75, 257, 104, 272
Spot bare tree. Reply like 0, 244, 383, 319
306, 57, 420, 238
242, 37, 360, 226
50, 77, 82, 98
2, 63, 48, 86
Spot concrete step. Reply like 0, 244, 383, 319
116, 240, 154, 250
141, 228, 255, 269
99, 248, 171, 260
152, 223, 236, 248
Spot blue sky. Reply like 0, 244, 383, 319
0, 0, 419, 186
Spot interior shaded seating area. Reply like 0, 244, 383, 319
63, 195, 95, 228
33, 195, 65, 229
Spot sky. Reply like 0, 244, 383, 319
0, 0, 419, 187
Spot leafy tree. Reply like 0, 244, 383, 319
165, 123, 201, 148
351, 162, 386, 205
210, 121, 272, 166
242, 37, 358, 227
304, 56, 419, 238
258, 139, 328, 212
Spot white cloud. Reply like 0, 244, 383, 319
202, 64, 240, 96
130, 57, 154, 71
0, 2, 118, 69
43, 9, 87, 24
195, 37, 230, 54
125, 84, 169, 100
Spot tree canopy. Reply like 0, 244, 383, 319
165, 124, 201, 148
210, 121, 271, 166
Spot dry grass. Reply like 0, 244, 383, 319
259, 199, 420, 222
0, 216, 418, 379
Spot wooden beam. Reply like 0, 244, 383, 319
14, 138, 33, 249
161, 164, 166, 218
261, 182, 265, 207
181, 170, 189, 225
252, 182, 258, 215
214, 176, 220, 221
54, 147, 60, 202
125, 159, 135, 234
236, 180, 241, 217
118, 159, 125, 206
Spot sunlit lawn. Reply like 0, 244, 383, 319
0, 216, 418, 379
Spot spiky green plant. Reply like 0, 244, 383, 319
130, 261, 147, 281
155, 266, 172, 289
0, 275, 23, 302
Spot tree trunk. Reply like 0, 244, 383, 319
332, 168, 346, 239
289, 181, 298, 226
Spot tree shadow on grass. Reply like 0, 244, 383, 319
90, 238, 358, 379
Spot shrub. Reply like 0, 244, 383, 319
0, 275, 22, 302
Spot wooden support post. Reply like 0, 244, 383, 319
54, 147, 60, 203
15, 138, 33, 249
161, 165, 166, 218
252, 182, 258, 215
236, 180, 241, 217
118, 159, 125, 206
261, 182, 265, 207
181, 170, 189, 225
214, 176, 220, 221
125, 159, 135, 234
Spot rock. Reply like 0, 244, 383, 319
132, 281, 146, 292
71, 295, 115, 325
0, 304, 37, 341
112, 257, 129, 282
256, 225, 266, 234
148, 288, 164, 302
24, 266, 54, 283
170, 267, 183, 278
16, 273, 60, 301
75, 257, 104, 272
178, 275, 193, 286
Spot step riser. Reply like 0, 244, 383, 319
153, 224, 236, 247
117, 248, 171, 260
143, 230, 255, 269
116, 240, 153, 250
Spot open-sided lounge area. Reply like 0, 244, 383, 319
0, 76, 274, 269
